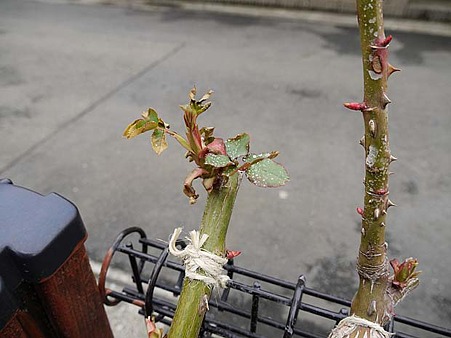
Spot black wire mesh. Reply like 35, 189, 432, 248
99, 227, 451, 338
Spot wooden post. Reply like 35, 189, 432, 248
0, 179, 113, 338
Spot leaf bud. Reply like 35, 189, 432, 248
381, 35, 393, 47
226, 250, 241, 260
344, 102, 367, 111
356, 207, 364, 216
390, 257, 421, 289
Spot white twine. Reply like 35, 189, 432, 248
328, 315, 393, 338
168, 227, 229, 289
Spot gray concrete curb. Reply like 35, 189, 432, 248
156, 1, 451, 36
44, 0, 451, 36
71, 0, 451, 36
146, 0, 451, 22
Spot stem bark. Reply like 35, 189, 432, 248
168, 173, 241, 338
350, 0, 393, 325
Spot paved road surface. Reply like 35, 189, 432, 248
1, 0, 450, 334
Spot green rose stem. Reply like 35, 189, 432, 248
344, 0, 419, 326
168, 172, 240, 338
349, 0, 393, 323
123, 88, 288, 338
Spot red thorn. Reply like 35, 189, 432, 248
344, 102, 367, 111
226, 250, 241, 260
381, 35, 393, 47
356, 207, 364, 216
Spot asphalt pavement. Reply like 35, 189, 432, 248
1, 0, 451, 335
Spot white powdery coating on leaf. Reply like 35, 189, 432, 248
205, 154, 231, 168
246, 159, 289, 188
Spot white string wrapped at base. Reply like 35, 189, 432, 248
328, 315, 393, 338
168, 227, 229, 289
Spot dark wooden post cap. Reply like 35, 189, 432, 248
0, 179, 87, 328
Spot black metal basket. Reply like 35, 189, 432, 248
99, 227, 451, 338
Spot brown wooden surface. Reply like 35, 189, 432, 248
0, 310, 50, 338
1, 276, 59, 338
0, 313, 28, 338
36, 244, 113, 338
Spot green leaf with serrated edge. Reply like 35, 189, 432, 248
225, 133, 250, 160
142, 108, 159, 124
245, 158, 289, 188
205, 154, 233, 168
243, 151, 279, 164
151, 128, 168, 155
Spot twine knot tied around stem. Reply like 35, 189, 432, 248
328, 315, 393, 338
168, 227, 229, 289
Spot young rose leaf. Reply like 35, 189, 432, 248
183, 168, 207, 204
200, 127, 215, 145
181, 88, 213, 116
189, 87, 196, 101
151, 128, 168, 155
199, 90, 213, 103
206, 138, 227, 156
192, 90, 213, 115
205, 154, 233, 168
245, 158, 289, 188
142, 108, 159, 123
123, 119, 158, 139
123, 108, 160, 139
390, 258, 421, 289
225, 133, 250, 160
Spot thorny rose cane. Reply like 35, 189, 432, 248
329, 0, 420, 337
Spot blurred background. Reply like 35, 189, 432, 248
1, 0, 450, 336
